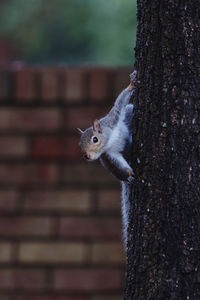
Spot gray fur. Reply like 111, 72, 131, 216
121, 181, 131, 247
98, 89, 134, 247
125, 104, 134, 132
78, 75, 136, 249
79, 127, 93, 151
100, 87, 134, 129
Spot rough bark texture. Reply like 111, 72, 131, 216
125, 1, 200, 299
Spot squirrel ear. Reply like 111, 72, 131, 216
93, 119, 102, 133
77, 128, 84, 134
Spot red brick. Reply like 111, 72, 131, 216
63, 68, 87, 102
17, 296, 86, 300
0, 217, 53, 236
97, 189, 121, 212
15, 67, 35, 101
0, 296, 10, 300
0, 136, 28, 157
0, 108, 61, 132
41, 68, 58, 101
0, 243, 13, 262
89, 68, 112, 102
0, 269, 46, 290
66, 106, 109, 130
32, 135, 81, 158
91, 242, 125, 264
0, 70, 9, 99
0, 190, 18, 210
19, 242, 88, 264
0, 163, 58, 184
63, 162, 118, 185
59, 217, 121, 239
54, 268, 122, 291
91, 296, 122, 300
24, 189, 91, 213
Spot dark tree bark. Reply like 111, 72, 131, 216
125, 1, 200, 299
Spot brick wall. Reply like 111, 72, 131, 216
0, 65, 133, 300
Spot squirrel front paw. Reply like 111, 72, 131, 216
130, 70, 137, 84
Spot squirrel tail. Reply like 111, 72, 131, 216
121, 181, 132, 250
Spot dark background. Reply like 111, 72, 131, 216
0, 1, 136, 299
0, 0, 136, 65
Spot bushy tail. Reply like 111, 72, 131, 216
121, 181, 132, 250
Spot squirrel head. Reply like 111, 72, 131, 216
78, 119, 106, 161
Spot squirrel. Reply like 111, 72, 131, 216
77, 71, 136, 247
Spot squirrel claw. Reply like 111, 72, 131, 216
127, 174, 134, 184
126, 168, 134, 183
130, 70, 137, 83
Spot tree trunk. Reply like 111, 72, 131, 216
125, 1, 200, 299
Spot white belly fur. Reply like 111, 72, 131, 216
106, 120, 129, 153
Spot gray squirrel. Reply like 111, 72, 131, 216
78, 71, 136, 247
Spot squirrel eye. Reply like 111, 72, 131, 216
93, 136, 98, 143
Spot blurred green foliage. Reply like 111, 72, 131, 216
0, 0, 137, 65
